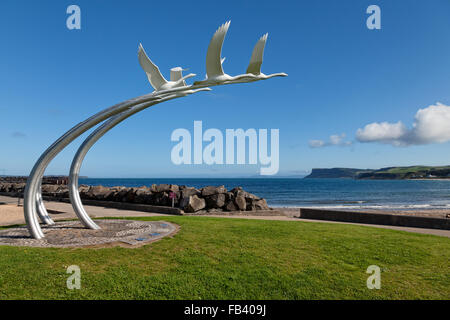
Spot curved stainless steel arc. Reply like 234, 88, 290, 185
25, 79, 276, 239
68, 89, 209, 230
36, 184, 54, 225
24, 85, 201, 239
24, 22, 288, 239
30, 80, 256, 234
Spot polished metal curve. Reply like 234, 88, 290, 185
68, 90, 209, 229
24, 21, 287, 239
24, 86, 195, 239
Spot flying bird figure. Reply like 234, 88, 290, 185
194, 21, 287, 87
246, 33, 288, 80
193, 21, 255, 86
138, 44, 196, 91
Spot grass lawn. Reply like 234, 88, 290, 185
0, 216, 449, 299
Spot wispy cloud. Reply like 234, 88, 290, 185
11, 131, 26, 138
356, 102, 450, 146
309, 133, 352, 148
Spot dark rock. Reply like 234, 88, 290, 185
235, 195, 246, 211
254, 199, 269, 210
87, 185, 115, 201
235, 189, 260, 200
225, 200, 237, 211
115, 187, 130, 202
41, 184, 61, 194
124, 188, 137, 203
225, 192, 234, 202
183, 195, 206, 213
0, 181, 270, 213
153, 192, 170, 206
230, 187, 243, 194
134, 187, 151, 204
79, 185, 91, 199
201, 185, 227, 197
205, 193, 226, 208
181, 187, 200, 198
153, 184, 170, 192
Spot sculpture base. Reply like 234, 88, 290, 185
0, 219, 178, 248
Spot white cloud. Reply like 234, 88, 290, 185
356, 102, 450, 146
356, 121, 408, 146
309, 133, 352, 148
411, 103, 450, 144
309, 140, 325, 148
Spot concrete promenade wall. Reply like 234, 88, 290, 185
300, 208, 450, 230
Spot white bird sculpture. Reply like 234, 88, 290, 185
170, 67, 188, 86
138, 44, 196, 91
246, 33, 288, 80
194, 21, 253, 86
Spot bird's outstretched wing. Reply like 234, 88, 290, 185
206, 21, 230, 78
246, 33, 268, 75
138, 44, 167, 90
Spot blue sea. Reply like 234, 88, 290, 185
78, 178, 450, 210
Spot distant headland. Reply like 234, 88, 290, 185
304, 166, 450, 180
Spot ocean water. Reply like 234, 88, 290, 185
78, 178, 450, 210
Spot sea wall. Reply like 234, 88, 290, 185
0, 182, 271, 214
300, 208, 450, 230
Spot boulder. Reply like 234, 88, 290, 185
183, 195, 206, 213
41, 184, 61, 194
246, 198, 270, 210
0, 180, 271, 213
201, 185, 227, 197
115, 187, 130, 202
205, 193, 226, 208
124, 188, 137, 203
254, 199, 269, 210
225, 192, 234, 201
224, 200, 237, 212
87, 185, 115, 200
153, 184, 170, 193
235, 188, 260, 200
12, 183, 25, 193
235, 195, 246, 211
79, 185, 91, 199
134, 187, 152, 204
58, 187, 69, 198
153, 192, 170, 206
181, 187, 200, 198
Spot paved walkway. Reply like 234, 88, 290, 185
1, 195, 449, 238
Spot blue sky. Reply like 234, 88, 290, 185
0, 0, 449, 177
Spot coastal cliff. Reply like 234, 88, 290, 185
305, 166, 450, 180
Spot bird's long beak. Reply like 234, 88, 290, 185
181, 73, 196, 81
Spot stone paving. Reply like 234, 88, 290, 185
0, 219, 178, 248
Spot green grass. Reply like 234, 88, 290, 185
379, 165, 450, 174
0, 216, 449, 299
